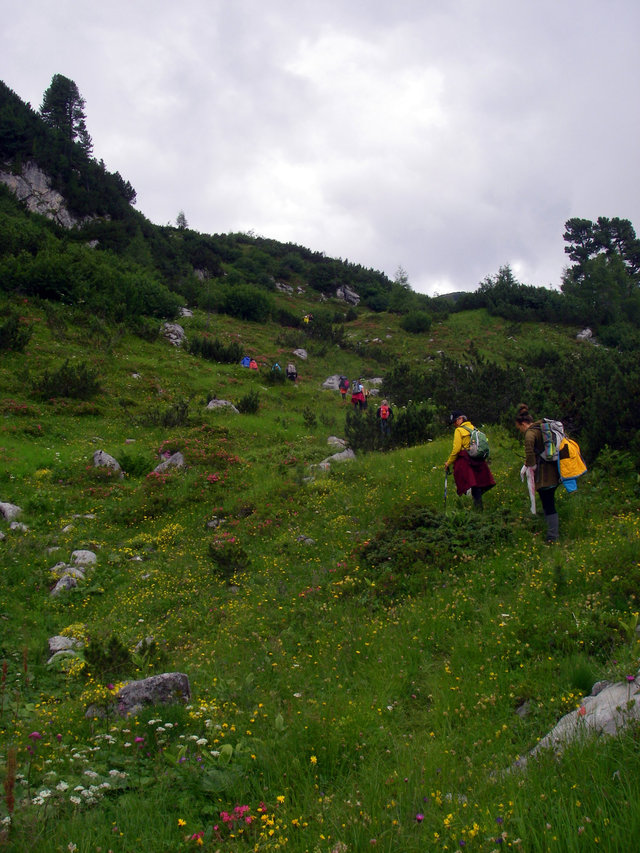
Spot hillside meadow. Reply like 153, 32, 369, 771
1, 296, 639, 852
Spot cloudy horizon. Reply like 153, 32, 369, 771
2, 0, 639, 295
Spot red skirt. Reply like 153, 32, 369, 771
453, 450, 495, 496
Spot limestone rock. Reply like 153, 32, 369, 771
0, 502, 22, 522
206, 398, 239, 414
163, 323, 186, 346
93, 450, 123, 478
153, 451, 185, 473
335, 285, 360, 306
0, 161, 84, 228
86, 672, 191, 718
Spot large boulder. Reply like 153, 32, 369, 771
86, 672, 191, 718
72, 549, 97, 567
514, 674, 640, 770
0, 502, 22, 522
93, 450, 123, 478
153, 451, 185, 474
322, 375, 343, 390
163, 323, 186, 347
206, 398, 239, 414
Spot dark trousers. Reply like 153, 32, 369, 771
539, 486, 557, 516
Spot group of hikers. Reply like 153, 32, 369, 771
338, 377, 393, 435
445, 404, 585, 544
338, 376, 580, 542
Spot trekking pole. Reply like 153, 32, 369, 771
444, 469, 448, 513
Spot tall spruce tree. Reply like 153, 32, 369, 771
39, 74, 93, 156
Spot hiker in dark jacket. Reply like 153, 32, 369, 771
445, 410, 495, 511
515, 403, 560, 543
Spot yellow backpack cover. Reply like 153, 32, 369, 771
558, 437, 587, 491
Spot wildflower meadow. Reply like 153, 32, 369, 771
1, 299, 639, 852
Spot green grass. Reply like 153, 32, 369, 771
0, 297, 639, 851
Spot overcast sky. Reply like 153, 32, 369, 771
2, 0, 639, 295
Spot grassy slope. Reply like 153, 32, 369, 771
1, 295, 639, 852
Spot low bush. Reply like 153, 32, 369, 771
83, 633, 133, 680
189, 335, 243, 364
237, 390, 260, 414
33, 359, 101, 400
209, 533, 250, 579
400, 310, 432, 334
140, 398, 190, 427
0, 311, 32, 352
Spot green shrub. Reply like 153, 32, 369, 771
33, 359, 101, 400
118, 450, 153, 478
0, 311, 32, 352
302, 407, 317, 429
208, 533, 249, 578
188, 335, 243, 364
353, 505, 513, 601
129, 315, 160, 341
237, 390, 260, 414
140, 398, 190, 427
400, 311, 432, 334
83, 633, 133, 679
265, 368, 286, 385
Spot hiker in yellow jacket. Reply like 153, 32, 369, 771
445, 410, 495, 511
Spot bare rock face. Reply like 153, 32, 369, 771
0, 161, 82, 228
336, 285, 360, 306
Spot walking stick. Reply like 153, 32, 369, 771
444, 469, 448, 513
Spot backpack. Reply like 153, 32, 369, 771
462, 425, 490, 461
539, 419, 565, 461
557, 437, 587, 492
380, 404, 390, 420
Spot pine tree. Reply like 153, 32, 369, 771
39, 74, 93, 157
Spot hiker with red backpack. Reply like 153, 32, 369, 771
444, 410, 495, 511
377, 399, 393, 436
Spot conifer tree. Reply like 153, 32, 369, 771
39, 74, 93, 156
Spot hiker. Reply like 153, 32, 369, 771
444, 410, 495, 511
361, 380, 370, 410
338, 375, 350, 402
377, 399, 393, 436
286, 363, 297, 382
350, 379, 366, 410
271, 362, 282, 372
514, 403, 560, 543
249, 358, 258, 370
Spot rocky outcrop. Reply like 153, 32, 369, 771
0, 161, 84, 228
336, 285, 360, 306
